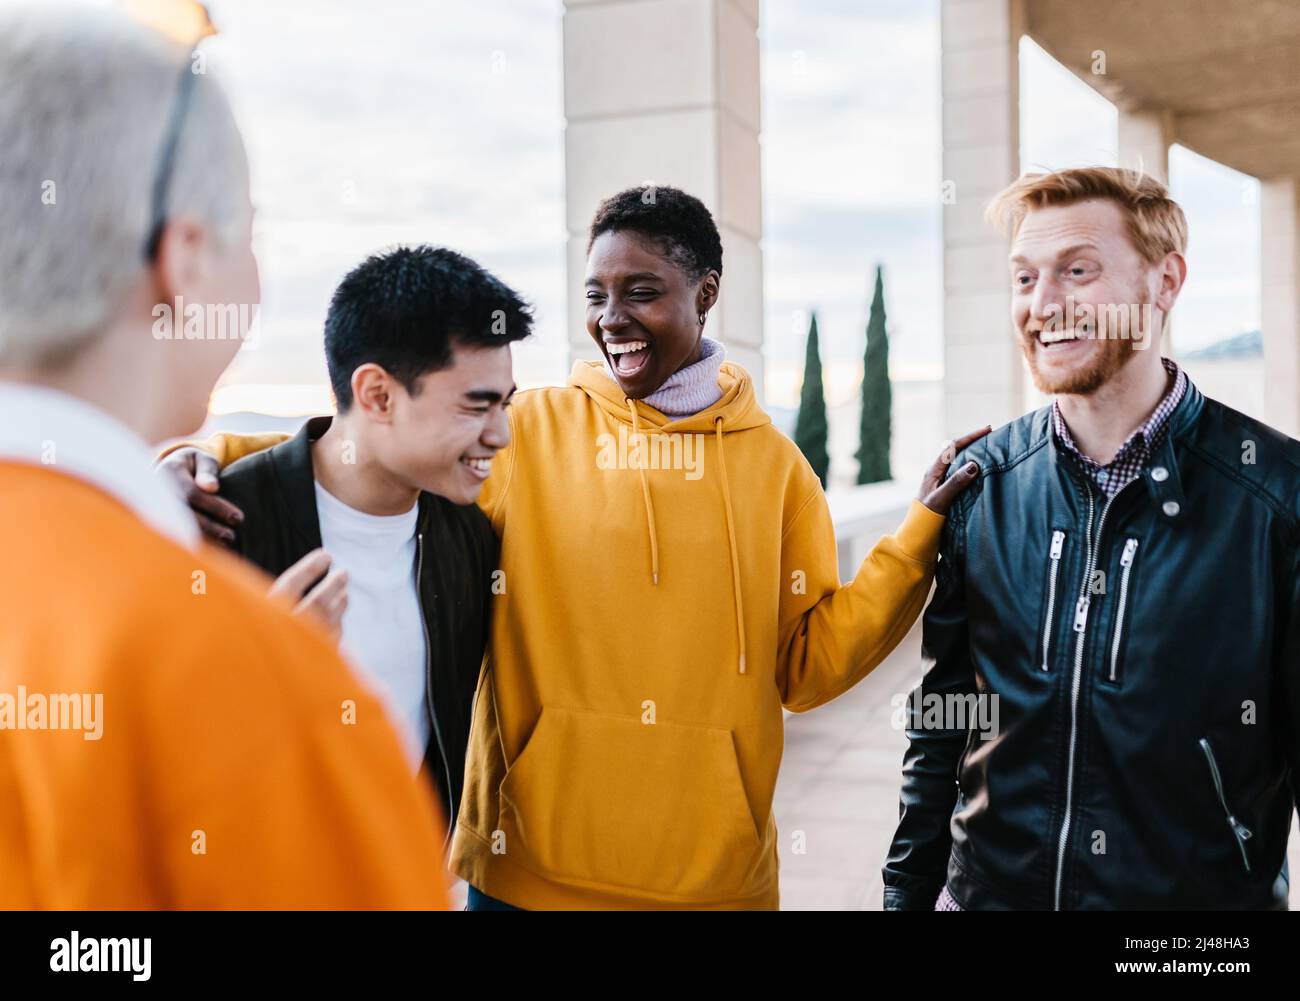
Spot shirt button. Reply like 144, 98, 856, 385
1162, 500, 1180, 517
1151, 466, 1169, 482
1096, 470, 1109, 483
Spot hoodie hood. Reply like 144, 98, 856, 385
568, 359, 772, 435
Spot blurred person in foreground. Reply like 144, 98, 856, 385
0, 0, 449, 908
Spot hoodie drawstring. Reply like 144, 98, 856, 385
714, 416, 746, 674
622, 401, 746, 675
627, 400, 660, 586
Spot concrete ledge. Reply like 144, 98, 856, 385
825, 480, 914, 583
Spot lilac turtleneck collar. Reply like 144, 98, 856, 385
603, 336, 726, 418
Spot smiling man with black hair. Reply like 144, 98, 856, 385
167, 245, 532, 836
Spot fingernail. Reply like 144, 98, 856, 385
965, 461, 979, 474
231, 511, 244, 524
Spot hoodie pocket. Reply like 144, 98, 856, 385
499, 705, 763, 901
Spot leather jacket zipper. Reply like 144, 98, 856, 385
1199, 737, 1253, 873
417, 532, 456, 852
1041, 530, 1066, 671
1054, 476, 1134, 910
1108, 538, 1139, 682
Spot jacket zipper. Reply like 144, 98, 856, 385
416, 532, 456, 852
1108, 538, 1139, 682
1041, 530, 1066, 671
1054, 480, 1128, 910
1198, 738, 1253, 873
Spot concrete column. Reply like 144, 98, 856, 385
940, 0, 1026, 437
1261, 176, 1300, 438
562, 0, 765, 395
1117, 107, 1173, 184
1118, 107, 1176, 355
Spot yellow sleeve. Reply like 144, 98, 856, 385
158, 431, 291, 469
776, 495, 944, 712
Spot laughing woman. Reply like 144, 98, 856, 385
166, 186, 985, 910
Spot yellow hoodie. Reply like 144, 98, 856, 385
182, 360, 945, 909
451, 360, 944, 908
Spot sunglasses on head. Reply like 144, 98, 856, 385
126, 0, 217, 261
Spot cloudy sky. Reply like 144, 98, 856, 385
199, 0, 1258, 417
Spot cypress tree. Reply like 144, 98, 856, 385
793, 311, 830, 487
856, 264, 892, 484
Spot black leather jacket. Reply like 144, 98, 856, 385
883, 381, 1300, 910
219, 417, 497, 833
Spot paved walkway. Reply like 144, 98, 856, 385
774, 623, 1300, 910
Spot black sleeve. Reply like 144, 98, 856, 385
464, 509, 499, 716
1281, 533, 1300, 828
882, 494, 978, 910
216, 464, 258, 563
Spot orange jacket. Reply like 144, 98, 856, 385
0, 463, 450, 909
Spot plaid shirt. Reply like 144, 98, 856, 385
1052, 358, 1187, 498
935, 885, 962, 911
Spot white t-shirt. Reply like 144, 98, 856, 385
314, 481, 429, 770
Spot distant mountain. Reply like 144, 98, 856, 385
1183, 329, 1261, 360
197, 412, 307, 437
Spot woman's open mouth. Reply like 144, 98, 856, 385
607, 339, 652, 377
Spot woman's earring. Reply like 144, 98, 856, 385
698, 312, 706, 326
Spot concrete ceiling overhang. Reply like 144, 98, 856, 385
1025, 0, 1300, 180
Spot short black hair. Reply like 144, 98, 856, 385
324, 245, 532, 410
587, 185, 723, 281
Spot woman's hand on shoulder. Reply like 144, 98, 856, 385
918, 426, 991, 515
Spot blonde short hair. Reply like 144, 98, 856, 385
986, 167, 1188, 264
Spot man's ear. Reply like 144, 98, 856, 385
151, 216, 208, 304
350, 363, 397, 423
1154, 251, 1187, 314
